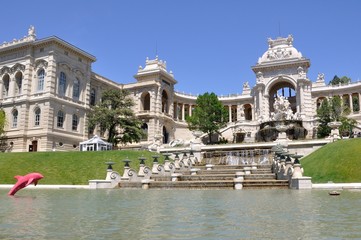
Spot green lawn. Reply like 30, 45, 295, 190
301, 138, 361, 183
1, 138, 360, 185
0, 150, 163, 185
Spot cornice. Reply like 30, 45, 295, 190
252, 58, 310, 73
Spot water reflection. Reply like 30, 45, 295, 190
0, 189, 361, 239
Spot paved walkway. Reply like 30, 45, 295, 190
312, 183, 361, 189
1, 183, 361, 190
0, 184, 89, 189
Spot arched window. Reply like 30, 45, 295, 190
12, 110, 18, 128
141, 123, 148, 140
269, 82, 296, 113
244, 104, 252, 121
59, 72, 67, 95
141, 92, 151, 111
90, 88, 96, 106
15, 72, 22, 95
37, 69, 45, 91
57, 110, 64, 128
73, 78, 80, 100
72, 114, 78, 131
2, 74, 10, 97
162, 90, 168, 113
35, 108, 41, 126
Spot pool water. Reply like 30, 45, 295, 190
1, 189, 361, 239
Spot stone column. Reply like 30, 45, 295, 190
349, 94, 353, 113
228, 105, 232, 122
298, 83, 304, 113
189, 105, 192, 116
182, 103, 185, 121
257, 87, 263, 118
252, 105, 255, 121
156, 86, 161, 115
264, 96, 269, 119
173, 101, 177, 119
9, 75, 15, 98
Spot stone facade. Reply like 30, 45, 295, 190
0, 27, 360, 152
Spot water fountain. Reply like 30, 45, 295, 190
257, 95, 307, 142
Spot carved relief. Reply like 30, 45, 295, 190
297, 66, 306, 78
35, 59, 48, 69
58, 62, 72, 72
11, 63, 26, 73
267, 48, 291, 60
256, 72, 263, 83
73, 68, 85, 77
0, 66, 11, 75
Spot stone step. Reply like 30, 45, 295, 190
242, 180, 289, 188
188, 169, 272, 175
196, 164, 272, 170
151, 173, 277, 182
149, 180, 235, 189
119, 179, 289, 190
244, 174, 276, 180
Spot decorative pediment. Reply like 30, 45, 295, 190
73, 68, 85, 77
0, 66, 11, 75
58, 62, 72, 72
35, 59, 48, 69
11, 63, 26, 73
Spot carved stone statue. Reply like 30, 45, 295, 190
317, 73, 325, 82
28, 25, 35, 36
271, 95, 295, 121
243, 81, 249, 89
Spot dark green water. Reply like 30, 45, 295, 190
1, 189, 360, 239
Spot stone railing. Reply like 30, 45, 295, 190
271, 145, 312, 189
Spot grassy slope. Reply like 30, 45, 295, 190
0, 150, 163, 185
301, 138, 361, 183
1, 139, 360, 185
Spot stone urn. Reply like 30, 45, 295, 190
328, 121, 342, 140
154, 134, 163, 145
192, 130, 203, 144
275, 123, 289, 142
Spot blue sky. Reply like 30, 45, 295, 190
2, 0, 361, 95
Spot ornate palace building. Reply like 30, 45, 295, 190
1, 27, 361, 152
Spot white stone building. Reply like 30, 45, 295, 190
1, 27, 360, 152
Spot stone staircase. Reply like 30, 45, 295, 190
118, 163, 289, 190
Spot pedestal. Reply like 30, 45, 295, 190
290, 177, 312, 189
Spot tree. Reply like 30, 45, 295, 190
87, 89, 144, 146
316, 96, 356, 138
0, 109, 5, 137
0, 109, 8, 152
186, 92, 228, 144
329, 75, 351, 85
316, 98, 332, 138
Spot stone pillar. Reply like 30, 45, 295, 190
349, 94, 353, 113
173, 101, 177, 119
252, 105, 255, 120
257, 87, 263, 118
189, 105, 192, 116
156, 86, 161, 115
182, 103, 185, 121
228, 105, 232, 123
9, 75, 15, 98
298, 83, 304, 113
264, 96, 269, 119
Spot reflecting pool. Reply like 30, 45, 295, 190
1, 189, 361, 239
